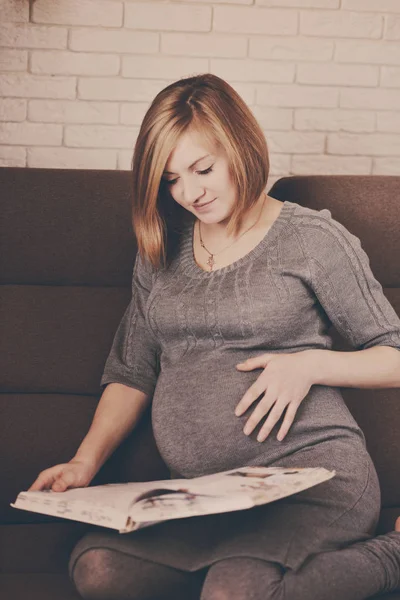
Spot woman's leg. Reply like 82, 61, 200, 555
200, 528, 400, 600
70, 547, 207, 600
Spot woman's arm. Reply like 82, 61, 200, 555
73, 382, 151, 473
304, 346, 400, 389
29, 382, 150, 491
299, 209, 400, 390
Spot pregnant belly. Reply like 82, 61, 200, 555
151, 356, 363, 479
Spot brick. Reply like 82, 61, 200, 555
297, 63, 378, 86
118, 150, 134, 170
292, 155, 371, 175
69, 29, 158, 54
33, 0, 122, 27
342, 0, 400, 13
229, 82, 256, 106
0, 122, 62, 146
0, 98, 26, 121
341, 88, 400, 110
78, 77, 166, 102
0, 0, 29, 22
31, 51, 120, 76
161, 33, 247, 57
65, 125, 138, 149
210, 59, 295, 83
28, 100, 119, 124
27, 147, 117, 169
377, 112, 400, 133
300, 11, 382, 39
373, 158, 400, 175
268, 153, 291, 174
257, 84, 338, 108
295, 109, 375, 133
122, 56, 208, 79
125, 2, 210, 31
170, 0, 251, 3
258, 0, 338, 6
0, 23, 67, 49
335, 40, 400, 65
267, 131, 325, 154
381, 66, 400, 88
252, 106, 293, 131
213, 6, 297, 35
0, 145, 26, 167
384, 15, 400, 41
120, 103, 150, 125
0, 49, 27, 71
328, 133, 400, 156
0, 74, 76, 99
250, 36, 333, 62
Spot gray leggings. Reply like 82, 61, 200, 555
69, 530, 400, 600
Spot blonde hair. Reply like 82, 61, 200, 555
131, 73, 270, 270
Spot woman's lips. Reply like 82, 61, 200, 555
194, 198, 216, 211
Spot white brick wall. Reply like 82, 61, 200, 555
0, 0, 399, 180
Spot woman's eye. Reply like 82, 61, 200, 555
165, 166, 213, 186
198, 166, 213, 176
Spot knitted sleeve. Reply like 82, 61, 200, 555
99, 252, 160, 396
301, 209, 400, 352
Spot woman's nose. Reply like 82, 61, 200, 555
182, 182, 206, 206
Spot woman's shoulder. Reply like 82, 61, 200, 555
285, 201, 358, 246
284, 201, 367, 273
285, 200, 333, 224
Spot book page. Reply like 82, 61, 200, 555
11, 479, 188, 530
125, 466, 335, 526
11, 466, 335, 533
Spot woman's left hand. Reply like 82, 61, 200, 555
234, 351, 315, 442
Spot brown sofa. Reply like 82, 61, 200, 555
1, 167, 399, 600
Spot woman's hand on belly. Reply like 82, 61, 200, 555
234, 351, 315, 443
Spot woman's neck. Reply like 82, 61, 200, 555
198, 192, 268, 243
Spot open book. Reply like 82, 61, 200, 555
11, 465, 335, 534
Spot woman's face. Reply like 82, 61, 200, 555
162, 129, 237, 225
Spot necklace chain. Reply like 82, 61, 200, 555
198, 192, 266, 271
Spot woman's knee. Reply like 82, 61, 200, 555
69, 545, 206, 600
70, 548, 117, 600
200, 557, 285, 600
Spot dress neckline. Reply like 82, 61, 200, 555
179, 200, 295, 278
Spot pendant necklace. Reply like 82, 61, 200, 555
198, 192, 266, 271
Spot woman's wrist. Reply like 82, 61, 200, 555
299, 349, 325, 386
72, 447, 104, 476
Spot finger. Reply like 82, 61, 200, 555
52, 470, 76, 492
235, 379, 270, 417
28, 470, 58, 491
256, 401, 288, 442
276, 403, 299, 442
242, 394, 276, 436
236, 354, 273, 371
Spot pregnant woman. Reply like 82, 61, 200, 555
30, 73, 400, 600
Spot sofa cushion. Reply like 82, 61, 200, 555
0, 167, 135, 286
0, 522, 89, 573
1, 284, 131, 395
0, 574, 81, 600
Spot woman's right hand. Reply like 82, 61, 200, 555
28, 458, 98, 493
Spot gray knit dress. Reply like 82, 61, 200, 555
70, 200, 400, 574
